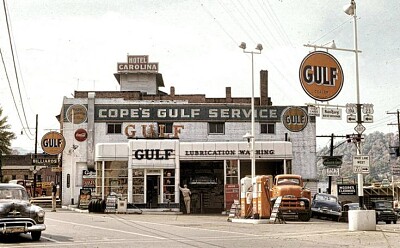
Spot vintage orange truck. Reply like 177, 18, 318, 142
270, 174, 312, 221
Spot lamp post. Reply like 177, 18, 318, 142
344, 0, 364, 208
239, 42, 263, 179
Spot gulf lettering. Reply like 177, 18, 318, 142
134, 149, 174, 160
303, 65, 338, 86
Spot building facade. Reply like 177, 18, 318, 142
59, 55, 317, 213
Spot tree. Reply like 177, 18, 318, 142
0, 106, 16, 154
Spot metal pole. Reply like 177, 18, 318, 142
251, 51, 255, 179
328, 133, 334, 194
352, 5, 364, 209
33, 114, 38, 197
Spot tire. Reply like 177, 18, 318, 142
31, 231, 41, 241
393, 220, 397, 224
386, 220, 391, 224
88, 200, 94, 212
298, 213, 311, 222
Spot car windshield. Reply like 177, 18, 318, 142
375, 201, 392, 208
277, 178, 300, 186
0, 188, 29, 200
315, 194, 337, 202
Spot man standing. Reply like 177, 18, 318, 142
51, 182, 57, 212
179, 184, 191, 214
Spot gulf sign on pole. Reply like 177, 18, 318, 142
299, 51, 344, 101
41, 131, 66, 155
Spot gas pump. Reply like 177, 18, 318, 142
240, 177, 252, 218
254, 175, 273, 219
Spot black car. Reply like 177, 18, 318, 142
311, 193, 341, 221
370, 200, 397, 224
0, 183, 46, 240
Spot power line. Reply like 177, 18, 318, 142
2, 0, 34, 137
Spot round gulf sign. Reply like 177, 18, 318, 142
41, 131, 66, 155
66, 104, 87, 124
299, 51, 344, 101
282, 107, 308, 132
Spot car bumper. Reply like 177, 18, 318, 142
0, 218, 46, 234
311, 208, 341, 217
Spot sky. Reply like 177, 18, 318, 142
0, 0, 399, 153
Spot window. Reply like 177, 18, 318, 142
107, 123, 122, 134
158, 122, 173, 134
260, 123, 275, 134
208, 122, 225, 134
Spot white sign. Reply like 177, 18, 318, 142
363, 114, 373, 123
353, 166, 369, 174
354, 123, 366, 134
326, 167, 340, 176
347, 114, 357, 123
321, 107, 342, 120
346, 103, 357, 114
308, 106, 320, 117
353, 155, 370, 174
353, 155, 370, 167
362, 104, 374, 114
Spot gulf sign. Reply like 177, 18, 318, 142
41, 131, 66, 155
299, 51, 344, 101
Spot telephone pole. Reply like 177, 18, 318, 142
387, 109, 400, 156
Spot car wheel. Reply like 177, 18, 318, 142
298, 213, 311, 222
394, 220, 397, 224
31, 231, 41, 241
386, 221, 391, 224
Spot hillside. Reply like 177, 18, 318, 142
317, 131, 400, 184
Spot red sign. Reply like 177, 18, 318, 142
75, 129, 88, 142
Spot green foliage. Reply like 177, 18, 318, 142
317, 131, 399, 182
0, 106, 16, 154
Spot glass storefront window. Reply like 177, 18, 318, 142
226, 160, 238, 184
132, 169, 144, 203
163, 169, 175, 203
96, 161, 128, 199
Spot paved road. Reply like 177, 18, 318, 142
1, 208, 400, 248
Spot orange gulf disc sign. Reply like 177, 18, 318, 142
282, 107, 308, 132
299, 51, 344, 101
41, 131, 66, 155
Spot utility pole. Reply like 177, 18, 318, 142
33, 114, 38, 197
387, 110, 400, 156
317, 134, 347, 194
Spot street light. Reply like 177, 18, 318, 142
239, 42, 263, 179
343, 0, 364, 208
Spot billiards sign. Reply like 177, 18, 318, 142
299, 51, 344, 101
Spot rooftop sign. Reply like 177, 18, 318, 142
117, 55, 158, 72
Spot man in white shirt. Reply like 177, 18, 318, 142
179, 184, 191, 214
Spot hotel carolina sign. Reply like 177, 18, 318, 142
92, 105, 306, 122
117, 55, 158, 72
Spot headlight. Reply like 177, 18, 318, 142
37, 210, 45, 218
299, 201, 305, 206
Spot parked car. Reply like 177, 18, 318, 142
370, 200, 397, 224
0, 183, 46, 240
341, 202, 363, 222
311, 193, 341, 221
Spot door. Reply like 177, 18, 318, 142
146, 175, 160, 208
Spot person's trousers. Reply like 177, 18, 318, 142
52, 193, 56, 211
184, 197, 191, 214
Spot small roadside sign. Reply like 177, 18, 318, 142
354, 123, 366, 134
308, 106, 320, 117
322, 156, 343, 167
353, 166, 369, 174
363, 115, 373, 123
321, 107, 342, 120
326, 167, 340, 176
353, 155, 370, 174
392, 165, 400, 176
347, 114, 357, 123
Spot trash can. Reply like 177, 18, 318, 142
117, 198, 127, 213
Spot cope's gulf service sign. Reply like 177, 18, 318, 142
299, 51, 344, 101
